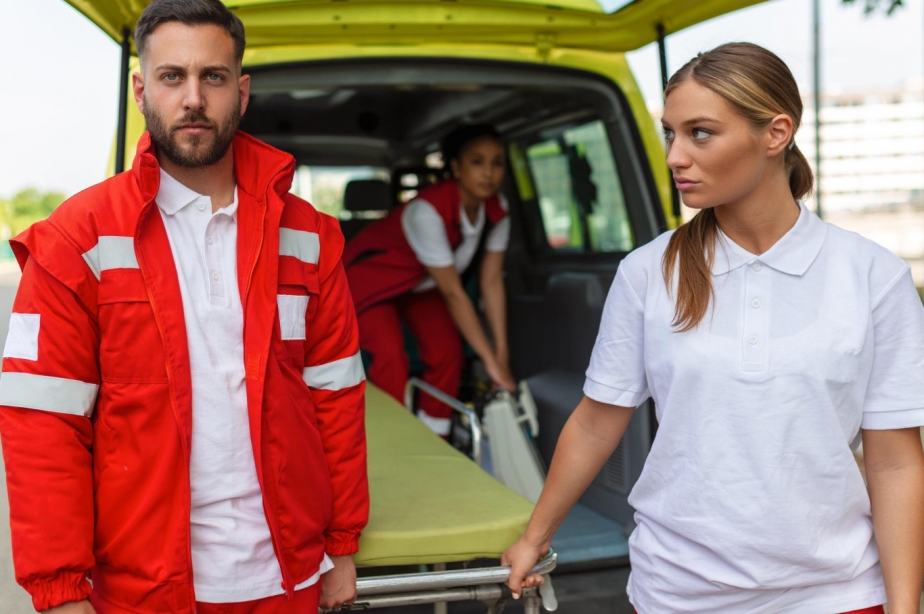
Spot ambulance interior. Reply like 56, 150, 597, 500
240, 57, 662, 586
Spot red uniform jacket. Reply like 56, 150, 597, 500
0, 132, 369, 613
343, 179, 507, 313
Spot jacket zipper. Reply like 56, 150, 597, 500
245, 176, 296, 597
135, 199, 198, 612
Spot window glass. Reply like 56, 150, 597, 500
293, 166, 390, 219
523, 120, 634, 253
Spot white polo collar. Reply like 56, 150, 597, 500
156, 169, 238, 218
712, 201, 827, 277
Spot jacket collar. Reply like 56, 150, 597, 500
131, 130, 296, 206
711, 200, 827, 277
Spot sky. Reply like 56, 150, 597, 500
1, 0, 922, 197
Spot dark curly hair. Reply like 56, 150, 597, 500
440, 124, 503, 177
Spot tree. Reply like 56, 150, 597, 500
841, 0, 903, 15
0, 188, 66, 240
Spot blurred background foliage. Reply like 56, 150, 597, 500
0, 188, 65, 259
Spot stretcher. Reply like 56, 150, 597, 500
328, 383, 557, 612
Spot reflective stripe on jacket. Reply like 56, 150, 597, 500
342, 179, 507, 313
0, 131, 369, 613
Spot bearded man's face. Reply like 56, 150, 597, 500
133, 22, 249, 168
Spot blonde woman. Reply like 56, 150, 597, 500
503, 43, 924, 614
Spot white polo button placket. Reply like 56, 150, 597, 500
742, 260, 769, 372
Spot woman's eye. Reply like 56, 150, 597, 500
692, 128, 711, 140
662, 128, 674, 141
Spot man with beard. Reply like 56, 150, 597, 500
0, 1, 368, 613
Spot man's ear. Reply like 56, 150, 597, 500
238, 73, 251, 116
766, 114, 794, 158
132, 71, 146, 114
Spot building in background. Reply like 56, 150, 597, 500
800, 80, 924, 285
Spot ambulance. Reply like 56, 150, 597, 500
65, 1, 764, 611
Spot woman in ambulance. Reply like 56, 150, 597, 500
344, 124, 516, 437
503, 43, 924, 613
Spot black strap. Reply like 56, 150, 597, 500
459, 216, 495, 288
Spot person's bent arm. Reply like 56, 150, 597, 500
479, 250, 509, 369
503, 396, 635, 597
863, 427, 924, 614
425, 264, 514, 391
303, 214, 370, 610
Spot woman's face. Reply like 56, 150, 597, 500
661, 80, 776, 211
451, 137, 506, 202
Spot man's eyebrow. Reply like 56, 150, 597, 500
201, 65, 233, 74
154, 64, 186, 73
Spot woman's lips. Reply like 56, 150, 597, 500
674, 179, 699, 191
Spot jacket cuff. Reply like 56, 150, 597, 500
23, 571, 92, 612
324, 530, 361, 556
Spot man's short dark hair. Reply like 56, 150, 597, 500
135, 0, 246, 64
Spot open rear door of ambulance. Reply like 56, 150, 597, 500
66, 0, 767, 53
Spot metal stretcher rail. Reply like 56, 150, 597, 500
327, 550, 557, 612
404, 377, 484, 467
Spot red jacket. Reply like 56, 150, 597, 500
343, 179, 507, 313
0, 132, 368, 613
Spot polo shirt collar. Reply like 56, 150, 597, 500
156, 169, 202, 216
155, 168, 239, 218
712, 201, 827, 277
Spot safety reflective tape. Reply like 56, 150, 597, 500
277, 294, 309, 340
302, 351, 365, 391
3, 314, 40, 361
82, 236, 139, 280
416, 412, 452, 436
279, 228, 320, 265
0, 372, 98, 417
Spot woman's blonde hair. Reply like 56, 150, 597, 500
662, 42, 813, 332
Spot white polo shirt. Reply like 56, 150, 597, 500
585, 202, 924, 613
157, 170, 332, 603
401, 194, 510, 292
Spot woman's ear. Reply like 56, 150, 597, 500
766, 114, 795, 157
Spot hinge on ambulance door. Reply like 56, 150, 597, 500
535, 33, 556, 61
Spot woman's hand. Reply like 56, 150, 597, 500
502, 535, 548, 599
485, 357, 516, 392
320, 555, 358, 610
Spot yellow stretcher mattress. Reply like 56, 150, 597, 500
354, 385, 535, 567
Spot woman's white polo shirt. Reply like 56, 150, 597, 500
585, 202, 924, 613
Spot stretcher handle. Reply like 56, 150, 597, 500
354, 549, 557, 597
404, 377, 483, 467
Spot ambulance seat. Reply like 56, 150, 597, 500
340, 179, 392, 240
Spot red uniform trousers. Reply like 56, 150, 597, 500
91, 583, 321, 613
358, 289, 463, 435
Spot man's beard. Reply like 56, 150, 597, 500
143, 97, 241, 168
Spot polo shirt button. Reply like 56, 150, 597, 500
212, 272, 220, 281
207, 237, 214, 246
749, 335, 758, 345
752, 262, 762, 272
197, 202, 206, 211
751, 298, 761, 308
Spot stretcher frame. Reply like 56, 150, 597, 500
321, 379, 557, 612
332, 550, 557, 612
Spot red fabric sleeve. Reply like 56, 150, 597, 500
0, 257, 99, 611
304, 215, 369, 556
